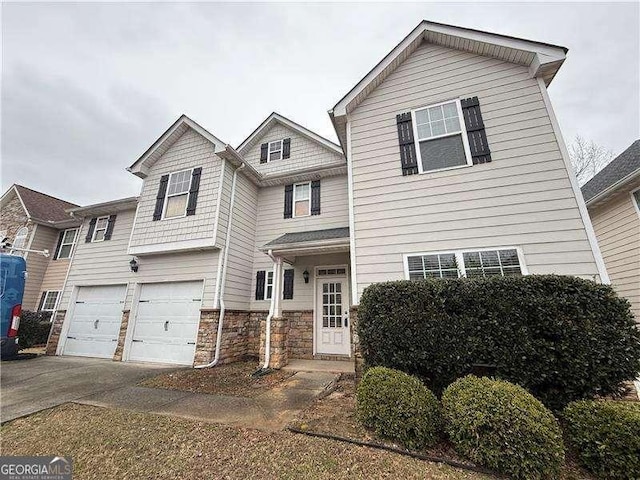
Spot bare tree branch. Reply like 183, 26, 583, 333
569, 135, 613, 185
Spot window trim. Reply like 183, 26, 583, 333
91, 216, 110, 243
162, 168, 193, 220
40, 290, 60, 312
264, 270, 274, 300
268, 140, 283, 162
293, 182, 311, 218
631, 187, 640, 219
403, 246, 528, 279
411, 98, 473, 174
56, 228, 78, 259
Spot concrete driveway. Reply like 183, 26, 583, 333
1, 356, 179, 423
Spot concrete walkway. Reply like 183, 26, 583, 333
75, 371, 338, 431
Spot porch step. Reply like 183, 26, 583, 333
313, 354, 352, 362
282, 359, 355, 374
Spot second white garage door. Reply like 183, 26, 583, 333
128, 281, 203, 365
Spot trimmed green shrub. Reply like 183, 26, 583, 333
356, 366, 440, 450
563, 400, 640, 479
18, 310, 52, 349
358, 275, 640, 410
442, 375, 564, 479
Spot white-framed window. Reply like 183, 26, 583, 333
293, 182, 311, 217
40, 291, 60, 311
163, 169, 193, 219
412, 98, 473, 173
268, 140, 283, 162
405, 247, 526, 280
56, 228, 78, 259
12, 226, 28, 251
265, 271, 274, 300
632, 188, 640, 218
92, 216, 110, 242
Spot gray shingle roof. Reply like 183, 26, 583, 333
581, 140, 640, 202
264, 227, 350, 247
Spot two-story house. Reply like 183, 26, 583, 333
46, 20, 607, 370
0, 185, 81, 313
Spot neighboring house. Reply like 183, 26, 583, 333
46, 20, 608, 369
0, 185, 81, 313
582, 140, 640, 321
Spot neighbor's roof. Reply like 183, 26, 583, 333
582, 140, 640, 204
3, 185, 79, 225
263, 227, 350, 248
237, 112, 344, 157
328, 20, 568, 149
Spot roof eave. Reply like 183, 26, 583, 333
585, 168, 640, 207
67, 196, 139, 217
260, 237, 350, 253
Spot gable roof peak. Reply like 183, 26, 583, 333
1, 184, 79, 225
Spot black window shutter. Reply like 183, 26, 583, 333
283, 184, 293, 219
311, 180, 321, 215
186, 167, 202, 216
260, 143, 268, 163
37, 292, 47, 311
282, 138, 291, 159
255, 271, 266, 300
153, 174, 170, 221
104, 215, 117, 241
283, 269, 294, 300
53, 231, 64, 260
85, 218, 97, 243
396, 113, 419, 175
461, 97, 492, 164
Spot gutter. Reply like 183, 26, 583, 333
194, 163, 246, 369
584, 168, 640, 207
261, 249, 278, 370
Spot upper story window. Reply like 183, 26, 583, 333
92, 216, 110, 242
294, 182, 311, 217
412, 99, 472, 173
56, 228, 78, 259
12, 227, 28, 252
269, 140, 283, 161
406, 248, 524, 280
633, 189, 640, 217
164, 169, 192, 219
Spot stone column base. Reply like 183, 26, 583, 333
259, 316, 288, 369
194, 309, 260, 366
45, 310, 66, 356
112, 310, 130, 361
349, 306, 364, 383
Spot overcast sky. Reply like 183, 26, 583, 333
2, 2, 639, 205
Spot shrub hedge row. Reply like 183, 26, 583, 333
18, 310, 52, 349
563, 400, 640, 479
358, 275, 640, 409
442, 375, 564, 479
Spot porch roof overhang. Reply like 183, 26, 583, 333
260, 227, 350, 257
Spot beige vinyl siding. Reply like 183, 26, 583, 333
60, 208, 220, 312
250, 174, 350, 310
23, 225, 59, 310
221, 167, 259, 310
349, 41, 599, 299
129, 128, 221, 249
589, 178, 640, 321
243, 123, 344, 177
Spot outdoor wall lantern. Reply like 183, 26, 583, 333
303, 269, 310, 284
129, 257, 139, 273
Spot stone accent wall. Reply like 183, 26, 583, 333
0, 194, 29, 242
112, 310, 130, 362
45, 310, 66, 355
194, 309, 260, 366
283, 310, 313, 360
350, 306, 364, 381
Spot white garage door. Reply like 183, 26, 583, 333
63, 285, 127, 359
128, 281, 202, 365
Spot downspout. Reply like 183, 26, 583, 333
195, 162, 245, 368
261, 250, 278, 370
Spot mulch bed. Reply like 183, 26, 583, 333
139, 360, 295, 398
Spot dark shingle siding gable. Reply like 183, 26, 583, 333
581, 140, 640, 202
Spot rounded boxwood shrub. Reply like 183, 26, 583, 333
442, 375, 564, 479
358, 275, 640, 410
563, 400, 640, 479
356, 366, 440, 450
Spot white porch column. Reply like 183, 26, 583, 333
272, 256, 284, 318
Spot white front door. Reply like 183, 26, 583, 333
63, 285, 127, 359
315, 274, 350, 355
128, 281, 202, 365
